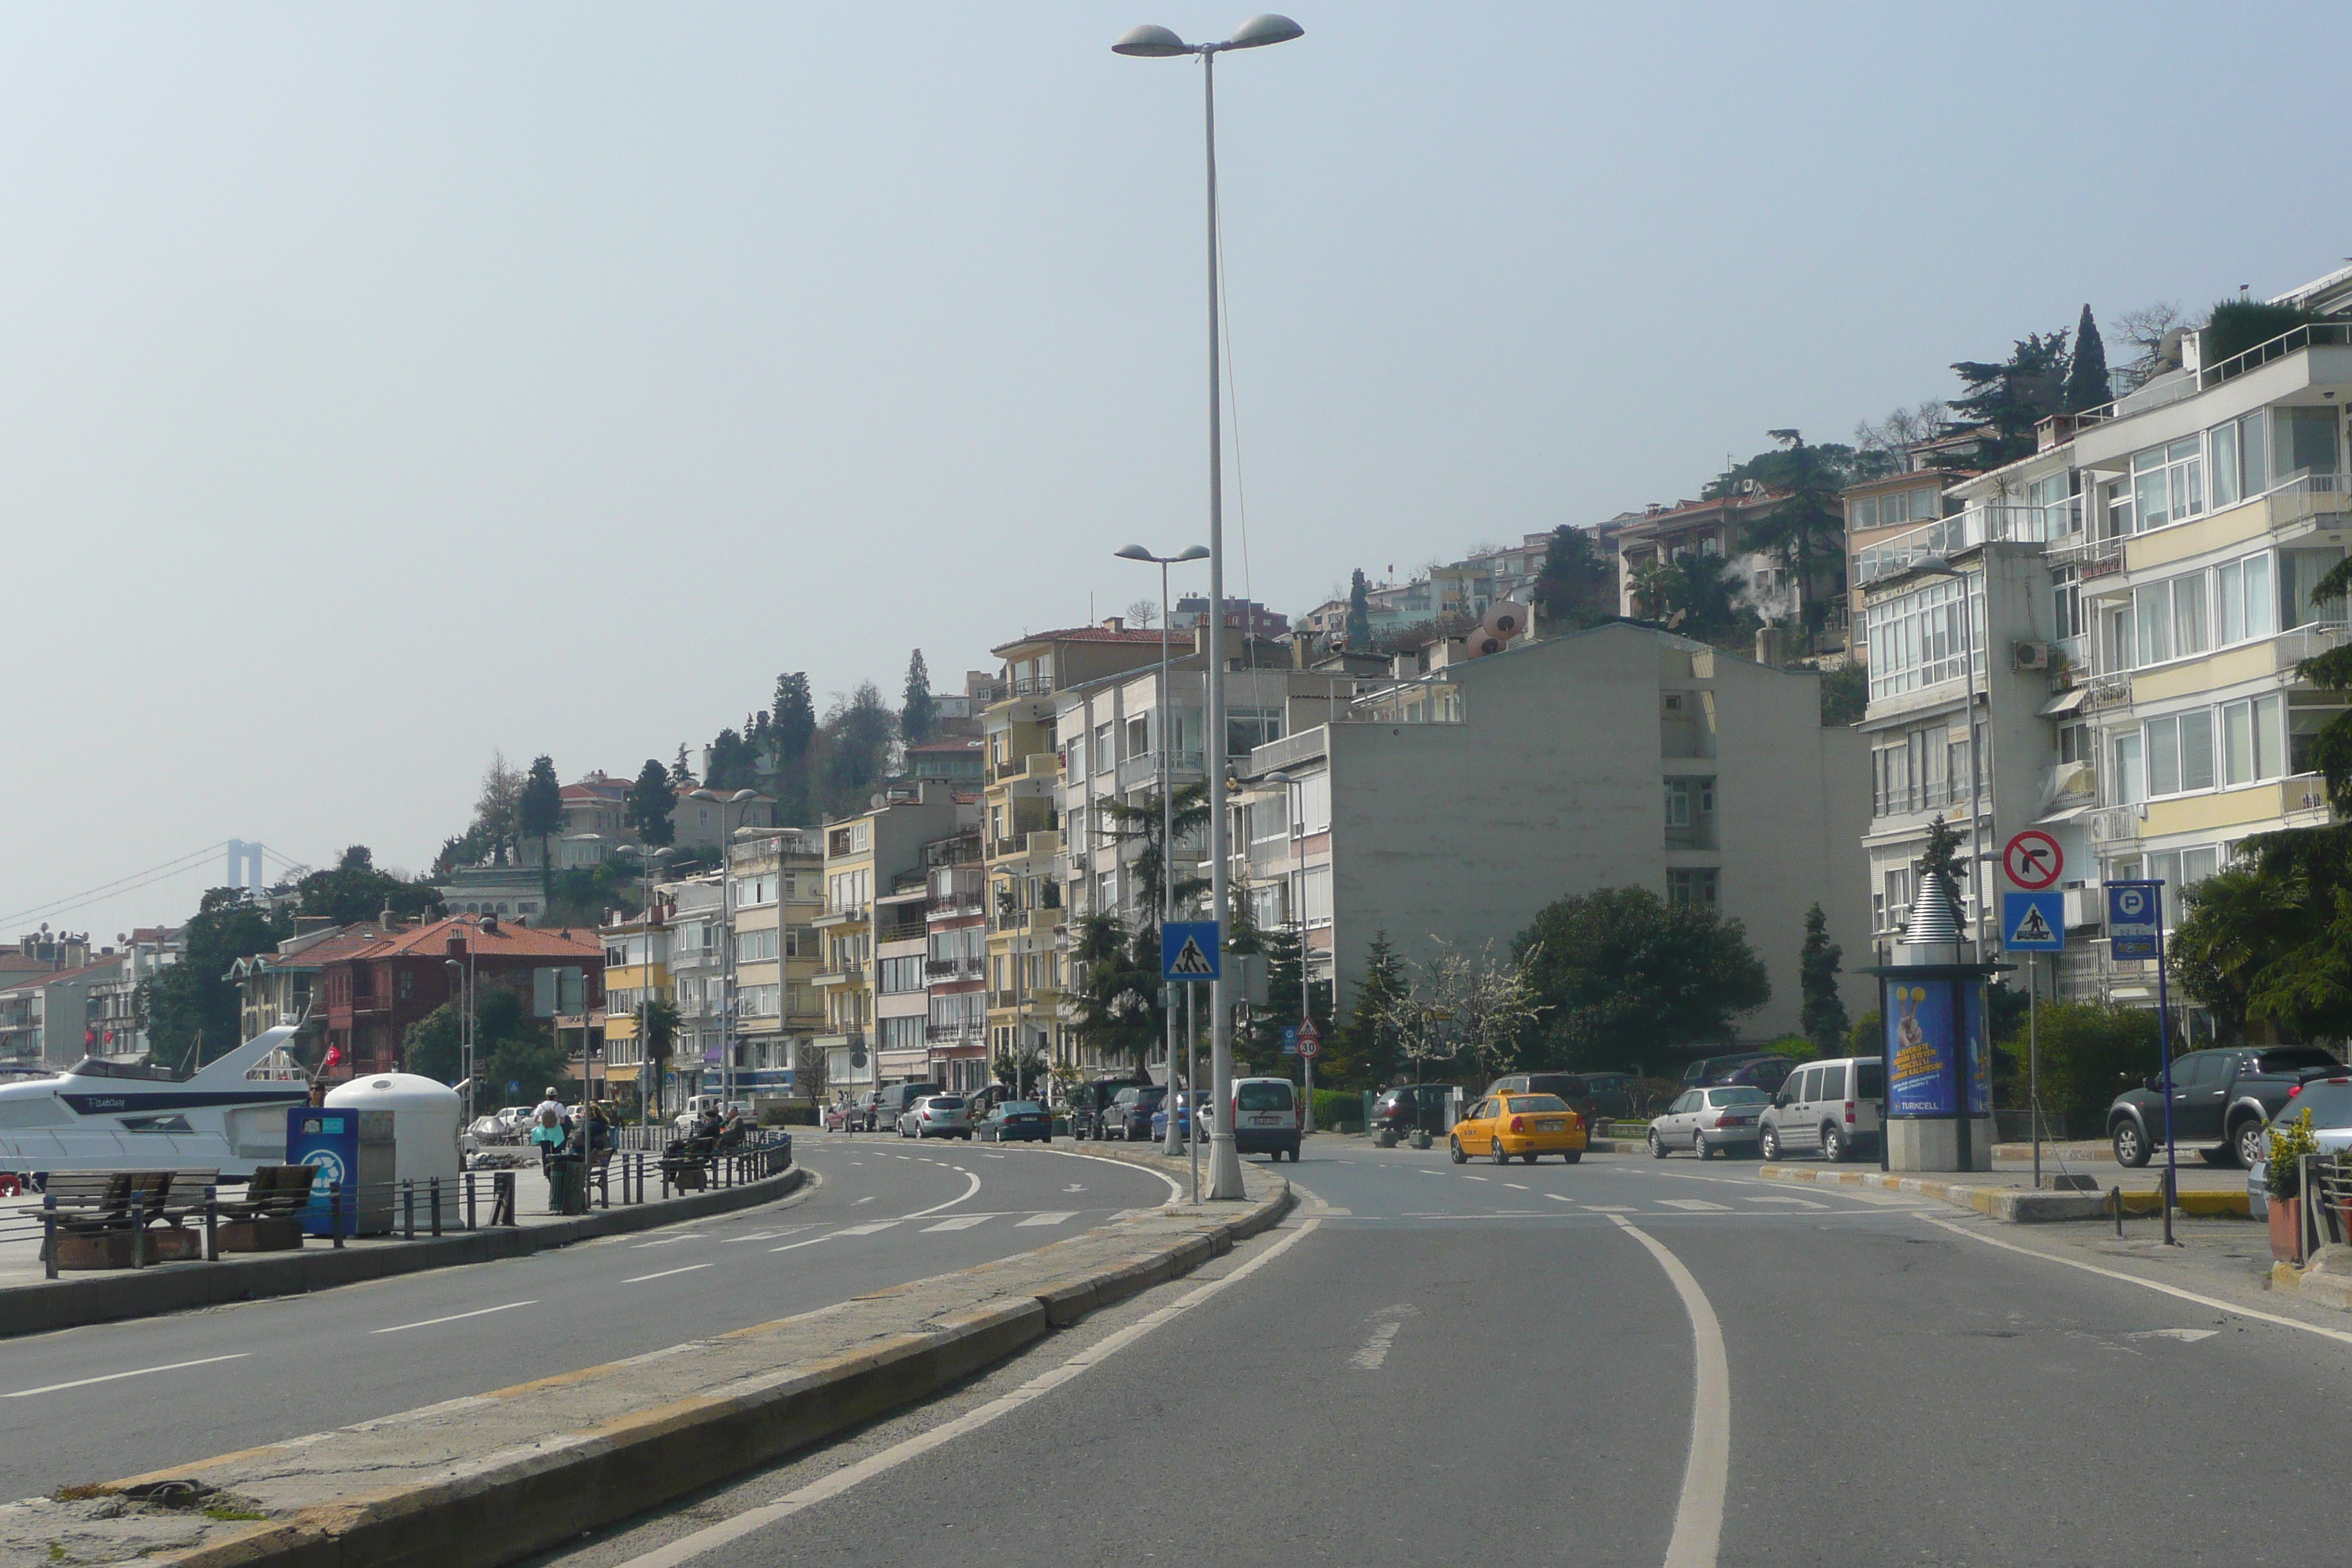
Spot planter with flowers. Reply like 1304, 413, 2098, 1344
2266, 1107, 2318, 1264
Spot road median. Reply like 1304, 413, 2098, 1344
1757, 1162, 2250, 1221
3, 1147, 1292, 1568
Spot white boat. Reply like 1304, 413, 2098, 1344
0, 1024, 312, 1180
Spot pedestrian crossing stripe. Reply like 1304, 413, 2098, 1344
1169, 938, 1215, 975
2009, 902, 2056, 946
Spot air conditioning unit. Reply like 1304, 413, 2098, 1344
2010, 640, 2050, 671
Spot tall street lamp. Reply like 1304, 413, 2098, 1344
1114, 11, 1303, 1200
1117, 542, 1210, 1161
1909, 557, 1993, 953
635, 844, 676, 1125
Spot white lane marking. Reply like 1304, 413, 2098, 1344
1659, 1199, 1732, 1212
1918, 1215, 2352, 1348
771, 1236, 832, 1253
1030, 1144, 1185, 1205
606, 1213, 1323, 1568
7, 1353, 249, 1398
1608, 1216, 1727, 1568
1460, 1176, 1489, 1183
855, 1196, 878, 1205
372, 1301, 537, 1335
2127, 1328, 2219, 1343
1585, 1206, 1638, 1214
902, 1169, 984, 1219
1504, 1183, 1529, 1191
633, 1234, 706, 1248
1414, 1170, 1443, 1177
922, 1216, 989, 1232
1017, 1212, 1076, 1227
624, 1263, 714, 1284
1349, 1321, 1403, 1370
1545, 1194, 1575, 1204
720, 1229, 807, 1244
837, 1221, 901, 1237
1740, 1196, 1823, 1208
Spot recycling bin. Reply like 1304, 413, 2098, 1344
287, 1107, 396, 1235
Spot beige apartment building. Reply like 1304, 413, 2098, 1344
813, 781, 972, 1094
725, 828, 824, 1095
1235, 622, 1874, 1054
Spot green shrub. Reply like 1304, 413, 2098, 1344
1311, 1088, 1363, 1131
2267, 1108, 2318, 1200
1847, 1011, 1882, 1055
1759, 1033, 1819, 1064
1993, 1000, 2157, 1136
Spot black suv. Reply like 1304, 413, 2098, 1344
1104, 1084, 1166, 1141
1371, 1084, 1459, 1139
2106, 1045, 2343, 1168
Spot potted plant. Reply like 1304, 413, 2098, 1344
2266, 1107, 2317, 1264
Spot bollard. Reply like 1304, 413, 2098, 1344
41, 1194, 57, 1281
429, 1177, 442, 1237
465, 1170, 477, 1232
131, 1191, 147, 1270
205, 1183, 219, 1262
331, 1182, 345, 1248
402, 1178, 415, 1241
660, 1160, 670, 1202
2112, 1184, 2122, 1237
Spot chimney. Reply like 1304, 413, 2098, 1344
481, 912, 500, 935
1754, 626, 1785, 668
1102, 615, 1124, 633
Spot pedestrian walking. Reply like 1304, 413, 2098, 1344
531, 1087, 568, 1175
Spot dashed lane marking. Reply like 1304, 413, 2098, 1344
1016, 1212, 1076, 1226
623, 1264, 713, 1284
922, 1216, 990, 1232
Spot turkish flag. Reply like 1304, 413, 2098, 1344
324, 1044, 344, 1068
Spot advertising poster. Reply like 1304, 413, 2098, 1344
1965, 983, 1990, 1115
1886, 980, 1956, 1117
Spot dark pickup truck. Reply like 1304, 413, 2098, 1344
2107, 1045, 2344, 1169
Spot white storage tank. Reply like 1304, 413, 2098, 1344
324, 1073, 464, 1191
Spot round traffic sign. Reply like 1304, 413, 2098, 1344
1297, 1019, 1321, 1058
2003, 829, 2063, 891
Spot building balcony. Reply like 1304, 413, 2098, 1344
992, 750, 1060, 784
925, 1022, 983, 1046
811, 903, 870, 930
2073, 322, 2352, 433
1855, 505, 2054, 587
1115, 751, 1207, 794
812, 962, 864, 988
926, 957, 984, 981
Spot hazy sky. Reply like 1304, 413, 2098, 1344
6, 1, 2346, 941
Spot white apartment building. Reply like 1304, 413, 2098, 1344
1233, 622, 1873, 1052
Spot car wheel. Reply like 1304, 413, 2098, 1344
1649, 1130, 1667, 1160
1820, 1124, 1845, 1164
2112, 1120, 2149, 1169
1450, 1137, 1467, 1164
1492, 1138, 1509, 1165
1759, 1126, 1782, 1162
1695, 1134, 1712, 1161
2232, 1118, 2264, 1171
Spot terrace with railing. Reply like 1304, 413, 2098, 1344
2073, 320, 2352, 429
1855, 505, 2058, 586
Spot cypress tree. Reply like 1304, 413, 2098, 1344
2065, 304, 2111, 412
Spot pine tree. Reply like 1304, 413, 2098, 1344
1341, 931, 1409, 1087
518, 755, 564, 894
1942, 330, 2071, 468
902, 651, 936, 745
1528, 524, 1613, 630
669, 747, 694, 787
1345, 569, 1372, 650
1799, 903, 1849, 1051
625, 759, 676, 847
2065, 304, 2111, 412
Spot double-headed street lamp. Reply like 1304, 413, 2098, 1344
1116, 543, 1209, 1162
1114, 12, 1303, 1200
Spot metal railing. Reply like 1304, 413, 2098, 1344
2076, 321, 2352, 428
1855, 505, 2054, 585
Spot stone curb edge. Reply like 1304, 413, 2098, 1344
147, 1173, 1295, 1568
0, 1166, 808, 1341
1756, 1163, 2251, 1222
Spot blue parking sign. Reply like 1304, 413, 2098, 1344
2108, 881, 2162, 960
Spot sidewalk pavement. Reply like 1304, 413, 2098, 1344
0, 1145, 1289, 1568
1760, 1158, 2253, 1221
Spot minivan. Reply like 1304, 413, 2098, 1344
1757, 1057, 1885, 1163
1230, 1077, 1300, 1161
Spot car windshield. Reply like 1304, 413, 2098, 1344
1709, 1088, 1768, 1105
2258, 1047, 2343, 1074
1002, 1102, 1041, 1115
1506, 1094, 1570, 1112
1237, 1083, 1293, 1110
2289, 1082, 2352, 1127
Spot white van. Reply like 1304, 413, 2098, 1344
1229, 1077, 1301, 1162
1757, 1057, 1885, 1163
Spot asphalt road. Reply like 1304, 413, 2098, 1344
0, 1133, 1172, 1501
542, 1137, 2352, 1568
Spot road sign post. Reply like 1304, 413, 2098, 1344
1296, 1018, 1321, 1134
2108, 879, 2177, 1244
2001, 889, 2064, 1190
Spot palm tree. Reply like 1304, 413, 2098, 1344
636, 998, 681, 1122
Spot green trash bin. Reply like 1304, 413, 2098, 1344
548, 1156, 587, 1216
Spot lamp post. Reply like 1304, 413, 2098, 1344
442, 956, 474, 1126
1909, 557, 1993, 952
1114, 10, 1303, 1200
1117, 543, 1210, 1158
636, 844, 676, 1126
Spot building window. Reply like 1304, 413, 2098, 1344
878, 956, 925, 994
2129, 437, 2204, 533
2220, 694, 2285, 785
1664, 777, 1715, 827
1226, 708, 1284, 756
1667, 868, 1719, 909
1863, 574, 1980, 701
2111, 731, 2146, 805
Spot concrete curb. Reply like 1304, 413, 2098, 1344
20, 1159, 1294, 1568
2272, 1245, 2352, 1311
1761, 1163, 2138, 1222
0, 1166, 808, 1341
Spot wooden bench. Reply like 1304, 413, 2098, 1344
40, 1170, 211, 1275
217, 1165, 315, 1252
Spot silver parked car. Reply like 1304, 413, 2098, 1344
899, 1094, 973, 1140
1648, 1085, 1769, 1160
1757, 1057, 1885, 1164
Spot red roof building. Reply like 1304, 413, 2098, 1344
313, 913, 603, 1082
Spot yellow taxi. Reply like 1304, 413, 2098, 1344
1450, 1091, 1586, 1165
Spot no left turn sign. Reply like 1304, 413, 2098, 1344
2002, 829, 2063, 891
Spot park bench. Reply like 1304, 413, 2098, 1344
216, 1164, 316, 1252
40, 1169, 215, 1275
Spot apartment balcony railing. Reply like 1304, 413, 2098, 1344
1855, 505, 2054, 586
2045, 531, 2125, 574
2264, 472, 2352, 532
926, 957, 985, 980
2074, 321, 2352, 429
925, 1022, 984, 1046
990, 990, 1019, 1010
812, 902, 870, 928
2088, 806, 2141, 846
1008, 675, 1055, 698
992, 750, 1058, 783
812, 962, 864, 987
990, 908, 1035, 934
1116, 751, 1206, 794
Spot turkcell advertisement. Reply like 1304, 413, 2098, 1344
1885, 978, 1990, 1118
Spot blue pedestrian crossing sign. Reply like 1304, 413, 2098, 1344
1161, 921, 1221, 981
2002, 891, 2065, 952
